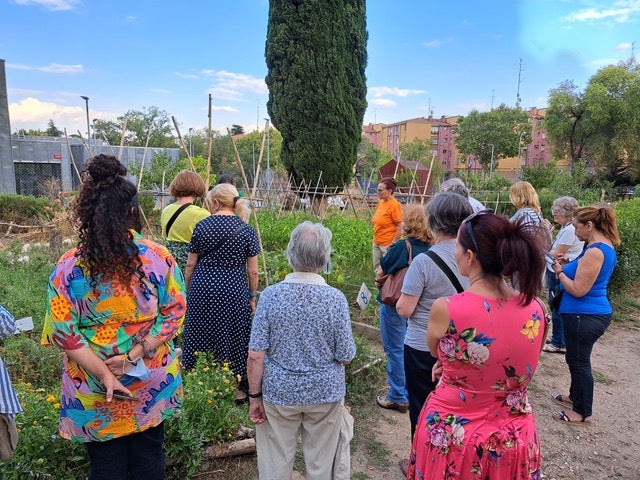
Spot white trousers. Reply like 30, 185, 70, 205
255, 399, 353, 480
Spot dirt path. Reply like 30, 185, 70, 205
351, 322, 640, 480
202, 322, 640, 479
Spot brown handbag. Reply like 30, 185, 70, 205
379, 240, 412, 306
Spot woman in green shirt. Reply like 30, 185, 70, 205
161, 170, 210, 271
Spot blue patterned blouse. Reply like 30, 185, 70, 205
249, 272, 356, 406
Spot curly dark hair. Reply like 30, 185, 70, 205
74, 154, 142, 284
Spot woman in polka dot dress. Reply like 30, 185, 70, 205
182, 183, 260, 403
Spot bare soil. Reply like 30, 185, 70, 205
197, 321, 640, 480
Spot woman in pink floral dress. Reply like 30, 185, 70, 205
407, 211, 548, 480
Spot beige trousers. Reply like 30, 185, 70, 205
255, 399, 353, 480
372, 243, 390, 274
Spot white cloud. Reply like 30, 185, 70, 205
124, 15, 137, 23
8, 97, 85, 131
421, 37, 453, 48
615, 42, 633, 52
212, 105, 239, 112
203, 70, 268, 99
174, 72, 201, 80
586, 57, 621, 69
370, 98, 397, 107
12, 0, 78, 11
207, 87, 243, 101
562, 1, 640, 23
150, 88, 172, 94
40, 64, 84, 74
369, 86, 426, 98
6, 63, 84, 74
8, 88, 44, 96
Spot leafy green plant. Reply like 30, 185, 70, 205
0, 384, 89, 479
610, 198, 640, 296
164, 353, 249, 478
0, 194, 57, 224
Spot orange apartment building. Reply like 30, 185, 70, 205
362, 107, 564, 181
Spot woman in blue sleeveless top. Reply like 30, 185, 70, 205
550, 206, 620, 425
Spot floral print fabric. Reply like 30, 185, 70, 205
408, 292, 544, 479
42, 232, 186, 443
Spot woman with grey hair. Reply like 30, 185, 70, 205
439, 177, 485, 213
396, 193, 472, 451
247, 221, 356, 480
543, 196, 584, 354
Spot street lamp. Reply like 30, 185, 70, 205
188, 128, 194, 158
80, 96, 90, 154
489, 144, 495, 178
517, 131, 526, 178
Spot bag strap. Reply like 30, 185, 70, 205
209, 222, 246, 252
405, 239, 413, 265
164, 203, 192, 238
426, 250, 464, 293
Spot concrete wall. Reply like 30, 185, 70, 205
0, 59, 16, 193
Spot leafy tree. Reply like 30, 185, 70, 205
15, 128, 45, 136
544, 80, 588, 171
118, 106, 176, 148
93, 119, 122, 145
45, 119, 62, 137
230, 125, 245, 136
266, 0, 368, 189
454, 104, 530, 172
400, 138, 431, 165
545, 61, 640, 183
358, 140, 391, 181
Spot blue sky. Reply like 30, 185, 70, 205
1, 0, 639, 137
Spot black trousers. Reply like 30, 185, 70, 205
403, 344, 438, 439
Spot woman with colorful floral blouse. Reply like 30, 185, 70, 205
42, 154, 186, 480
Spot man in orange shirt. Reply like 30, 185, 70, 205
372, 177, 403, 273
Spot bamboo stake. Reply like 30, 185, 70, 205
393, 152, 402, 178
349, 357, 383, 376
407, 162, 420, 201
136, 122, 153, 191
76, 130, 91, 156
64, 128, 82, 183
250, 121, 269, 200
118, 118, 128, 160
421, 154, 436, 205
171, 116, 196, 171
100, 132, 117, 156
206, 94, 213, 192
227, 128, 269, 287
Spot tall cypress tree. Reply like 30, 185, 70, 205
265, 0, 367, 188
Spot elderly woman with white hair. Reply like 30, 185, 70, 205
247, 221, 356, 480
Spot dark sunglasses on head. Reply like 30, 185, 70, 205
462, 209, 494, 254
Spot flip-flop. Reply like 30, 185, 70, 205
552, 394, 573, 409
552, 410, 592, 426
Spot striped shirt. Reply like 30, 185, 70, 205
0, 305, 22, 417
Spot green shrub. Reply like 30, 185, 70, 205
610, 198, 640, 295
0, 384, 89, 480
164, 353, 249, 478
0, 194, 57, 224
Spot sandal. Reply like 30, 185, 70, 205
552, 394, 573, 409
552, 410, 592, 426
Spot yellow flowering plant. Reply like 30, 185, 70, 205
164, 352, 250, 478
0, 383, 89, 480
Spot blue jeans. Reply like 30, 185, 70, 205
85, 424, 165, 480
562, 313, 611, 418
547, 271, 565, 348
404, 344, 438, 438
379, 303, 408, 404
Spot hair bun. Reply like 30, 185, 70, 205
84, 154, 127, 182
